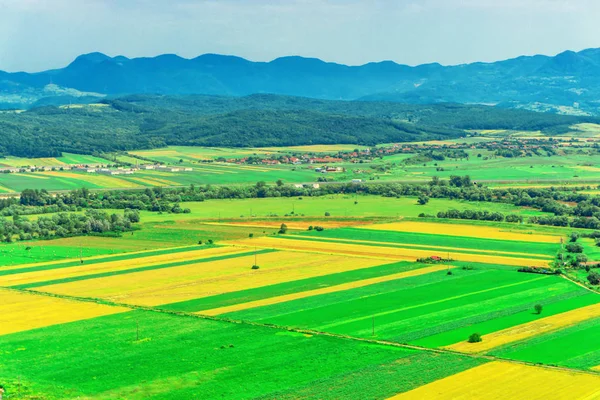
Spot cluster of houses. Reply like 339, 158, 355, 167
1, 164, 193, 175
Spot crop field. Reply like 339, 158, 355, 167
491, 317, 600, 370
0, 308, 483, 400
0, 153, 106, 168
391, 361, 600, 399
220, 268, 597, 345
360, 221, 562, 243
127, 196, 546, 223
33, 250, 388, 306
0, 288, 128, 336
227, 236, 553, 266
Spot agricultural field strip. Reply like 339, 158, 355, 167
160, 261, 419, 312
410, 290, 598, 348
315, 275, 549, 331
201, 264, 452, 316
227, 237, 551, 267
446, 301, 600, 354
303, 227, 560, 257
360, 221, 562, 244
0, 243, 205, 273
38, 252, 384, 306
492, 317, 600, 370
9, 248, 272, 289
1, 246, 245, 285
389, 361, 600, 399
284, 234, 552, 259
0, 288, 129, 336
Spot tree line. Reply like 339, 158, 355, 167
0, 209, 140, 243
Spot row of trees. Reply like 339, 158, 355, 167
4, 176, 600, 224
0, 209, 140, 243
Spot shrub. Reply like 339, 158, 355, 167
278, 223, 288, 234
308, 226, 314, 231
324, 212, 331, 217
566, 243, 584, 253
534, 304, 543, 314
251, 265, 260, 270
468, 333, 482, 343
248, 233, 254, 238
588, 271, 600, 285
314, 226, 324, 232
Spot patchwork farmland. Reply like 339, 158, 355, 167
4, 196, 600, 398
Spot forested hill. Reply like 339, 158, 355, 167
3, 49, 600, 114
0, 94, 595, 158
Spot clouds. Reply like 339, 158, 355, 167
0, 0, 597, 72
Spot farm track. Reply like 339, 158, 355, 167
5, 285, 600, 379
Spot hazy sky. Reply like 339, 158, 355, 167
0, 0, 599, 72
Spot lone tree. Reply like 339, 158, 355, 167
468, 333, 482, 343
278, 223, 288, 234
588, 271, 600, 285
417, 194, 430, 205
534, 304, 543, 314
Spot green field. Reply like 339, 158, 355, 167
493, 317, 600, 370
299, 227, 560, 258
222, 269, 597, 347
0, 153, 107, 168
131, 195, 546, 222
0, 309, 483, 399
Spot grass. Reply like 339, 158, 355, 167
0, 309, 483, 399
129, 195, 546, 223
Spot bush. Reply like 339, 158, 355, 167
566, 243, 584, 253
308, 226, 313, 231
278, 223, 288, 234
534, 304, 543, 314
587, 271, 600, 285
314, 226, 324, 232
324, 212, 331, 217
248, 233, 254, 238
251, 265, 260, 270
468, 333, 482, 343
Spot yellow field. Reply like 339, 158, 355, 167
3, 247, 245, 287
226, 237, 550, 267
360, 221, 561, 243
0, 157, 65, 167
446, 302, 600, 354
389, 361, 600, 399
0, 288, 128, 336
39, 171, 143, 188
204, 220, 371, 230
201, 264, 452, 316
288, 234, 552, 259
129, 177, 179, 186
39, 251, 384, 306
13, 173, 50, 180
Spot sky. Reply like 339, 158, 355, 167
0, 0, 599, 72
